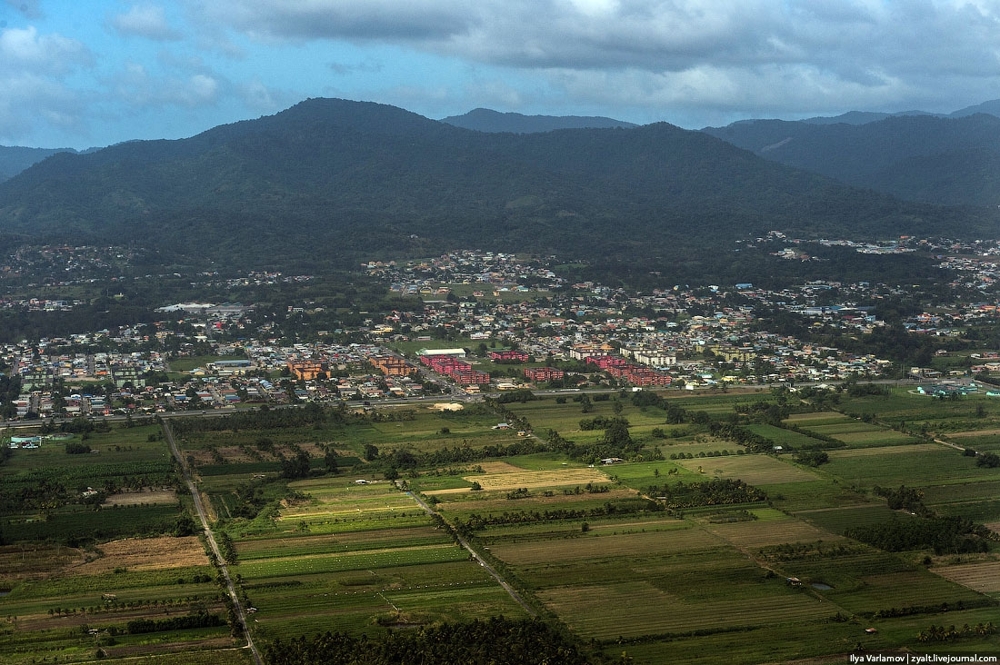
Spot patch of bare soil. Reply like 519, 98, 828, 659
70, 536, 209, 575
103, 489, 178, 506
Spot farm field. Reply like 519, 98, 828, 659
222, 476, 529, 642
0, 539, 237, 664
5, 390, 1000, 664
932, 559, 1000, 593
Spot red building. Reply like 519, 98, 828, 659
524, 366, 565, 382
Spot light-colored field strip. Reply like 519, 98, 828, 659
70, 536, 209, 574
945, 429, 1000, 438
674, 455, 816, 484
932, 561, 1000, 593
828, 443, 941, 458
491, 527, 722, 566
785, 413, 853, 423
103, 489, 178, 506
704, 517, 840, 548
468, 467, 611, 491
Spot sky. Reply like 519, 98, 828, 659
4, 0, 1000, 149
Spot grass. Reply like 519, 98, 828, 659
824, 445, 983, 488
8, 397, 1000, 663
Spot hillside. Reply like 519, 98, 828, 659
0, 146, 79, 183
703, 114, 1000, 206
440, 108, 636, 133
0, 98, 994, 274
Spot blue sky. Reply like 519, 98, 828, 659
4, 0, 1000, 148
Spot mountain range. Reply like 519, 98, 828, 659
703, 113, 1000, 207
0, 98, 996, 278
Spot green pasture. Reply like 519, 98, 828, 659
823, 444, 982, 488
766, 479, 875, 512
796, 504, 901, 534
745, 423, 827, 448
796, 420, 919, 447
615, 607, 1000, 665
784, 412, 855, 426
671, 391, 775, 415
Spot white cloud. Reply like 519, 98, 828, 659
113, 62, 220, 108
0, 25, 92, 74
189, 0, 1000, 117
109, 4, 181, 41
0, 25, 92, 144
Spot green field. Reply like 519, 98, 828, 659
4, 393, 1000, 664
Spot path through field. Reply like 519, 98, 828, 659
163, 420, 263, 665
400, 482, 537, 618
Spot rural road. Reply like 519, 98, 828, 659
162, 420, 264, 665
401, 486, 537, 618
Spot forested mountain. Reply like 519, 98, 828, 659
440, 108, 636, 133
0, 98, 995, 275
703, 113, 1000, 207
0, 146, 79, 183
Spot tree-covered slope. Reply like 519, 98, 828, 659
0, 146, 79, 182
0, 98, 995, 270
440, 108, 636, 133
703, 114, 1000, 207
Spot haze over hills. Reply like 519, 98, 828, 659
702, 113, 1000, 207
0, 98, 995, 277
0, 146, 81, 183
440, 109, 637, 133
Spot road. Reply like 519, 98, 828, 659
401, 485, 537, 618
162, 420, 263, 665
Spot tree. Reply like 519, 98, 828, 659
603, 418, 632, 449
281, 450, 312, 479
976, 452, 1000, 468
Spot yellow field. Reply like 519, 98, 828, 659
467, 467, 610, 491
71, 536, 209, 574
674, 455, 816, 485
104, 489, 178, 506
932, 560, 1000, 592
435, 488, 637, 514
828, 443, 941, 458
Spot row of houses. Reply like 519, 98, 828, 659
419, 354, 490, 386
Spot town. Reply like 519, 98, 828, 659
4, 237, 1000, 421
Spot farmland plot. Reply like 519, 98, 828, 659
226, 476, 528, 641
703, 511, 840, 549
538, 578, 828, 640
673, 453, 817, 485
932, 560, 1000, 593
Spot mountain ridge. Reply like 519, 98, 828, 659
0, 98, 994, 273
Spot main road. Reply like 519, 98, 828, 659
162, 420, 263, 665
400, 484, 537, 618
